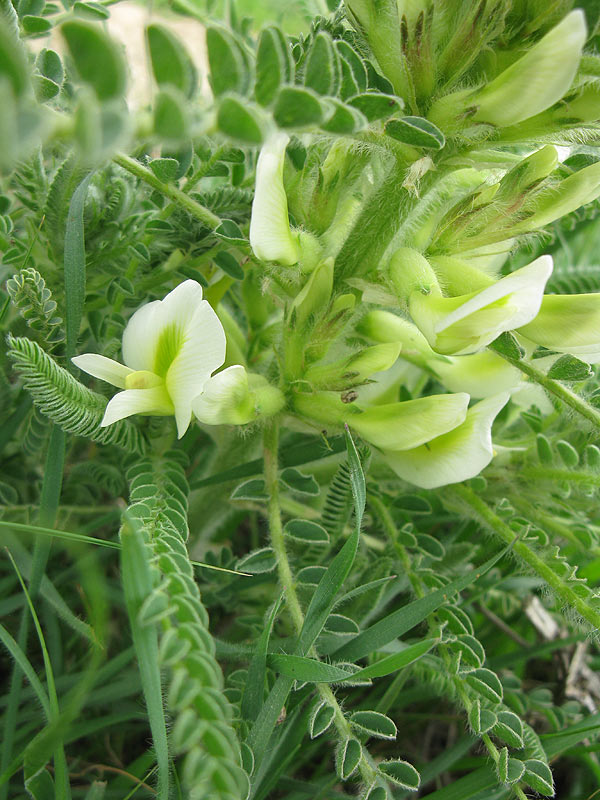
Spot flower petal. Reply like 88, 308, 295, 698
249, 132, 300, 266
166, 300, 227, 438
122, 299, 163, 371
383, 393, 510, 489
101, 385, 174, 427
350, 392, 470, 451
430, 351, 522, 398
517, 293, 600, 363
410, 256, 553, 354
72, 354, 134, 389
193, 365, 255, 425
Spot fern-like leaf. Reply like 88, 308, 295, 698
6, 268, 64, 347
7, 336, 147, 454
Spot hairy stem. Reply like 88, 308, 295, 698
493, 349, 600, 429
113, 153, 221, 230
450, 484, 600, 630
263, 421, 378, 788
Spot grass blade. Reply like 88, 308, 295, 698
333, 547, 509, 662
120, 514, 170, 799
64, 172, 92, 360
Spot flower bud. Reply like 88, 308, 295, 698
249, 131, 300, 266
357, 310, 437, 360
472, 11, 586, 127
291, 258, 334, 329
345, 0, 406, 96
388, 248, 441, 299
496, 146, 559, 201
349, 393, 469, 451
193, 366, 285, 425
515, 162, 600, 232
428, 255, 495, 296
305, 343, 401, 390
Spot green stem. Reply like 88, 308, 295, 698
262, 421, 379, 789
450, 484, 600, 630
113, 154, 221, 230
493, 349, 600, 429
521, 466, 600, 485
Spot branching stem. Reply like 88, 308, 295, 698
113, 153, 221, 230
450, 484, 600, 630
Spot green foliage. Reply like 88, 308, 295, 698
7, 336, 147, 454
2, 1, 600, 798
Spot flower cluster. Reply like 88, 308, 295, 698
246, 117, 600, 489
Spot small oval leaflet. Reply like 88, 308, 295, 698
493, 710, 524, 749
416, 533, 445, 559
206, 25, 251, 97
350, 710, 397, 740
215, 219, 247, 244
337, 738, 361, 780
280, 467, 320, 495
320, 100, 367, 135
231, 478, 268, 501
385, 116, 445, 149
304, 31, 340, 97
255, 25, 294, 106
73, 1, 111, 19
147, 23, 197, 99
309, 701, 335, 738
235, 547, 276, 574
273, 86, 324, 128
547, 353, 593, 381
215, 251, 244, 280
463, 667, 503, 704
22, 15, 52, 34
394, 494, 432, 514
297, 565, 327, 584
523, 760, 554, 795
377, 759, 420, 789
335, 40, 367, 94
217, 96, 265, 145
284, 519, 329, 545
36, 49, 63, 84
468, 699, 497, 734
154, 88, 188, 141
149, 158, 179, 183
347, 92, 402, 122
61, 20, 126, 101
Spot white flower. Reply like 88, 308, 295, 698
72, 280, 226, 438
409, 256, 553, 355
383, 393, 510, 489
249, 131, 300, 266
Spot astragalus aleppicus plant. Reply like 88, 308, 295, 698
2, 1, 600, 798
